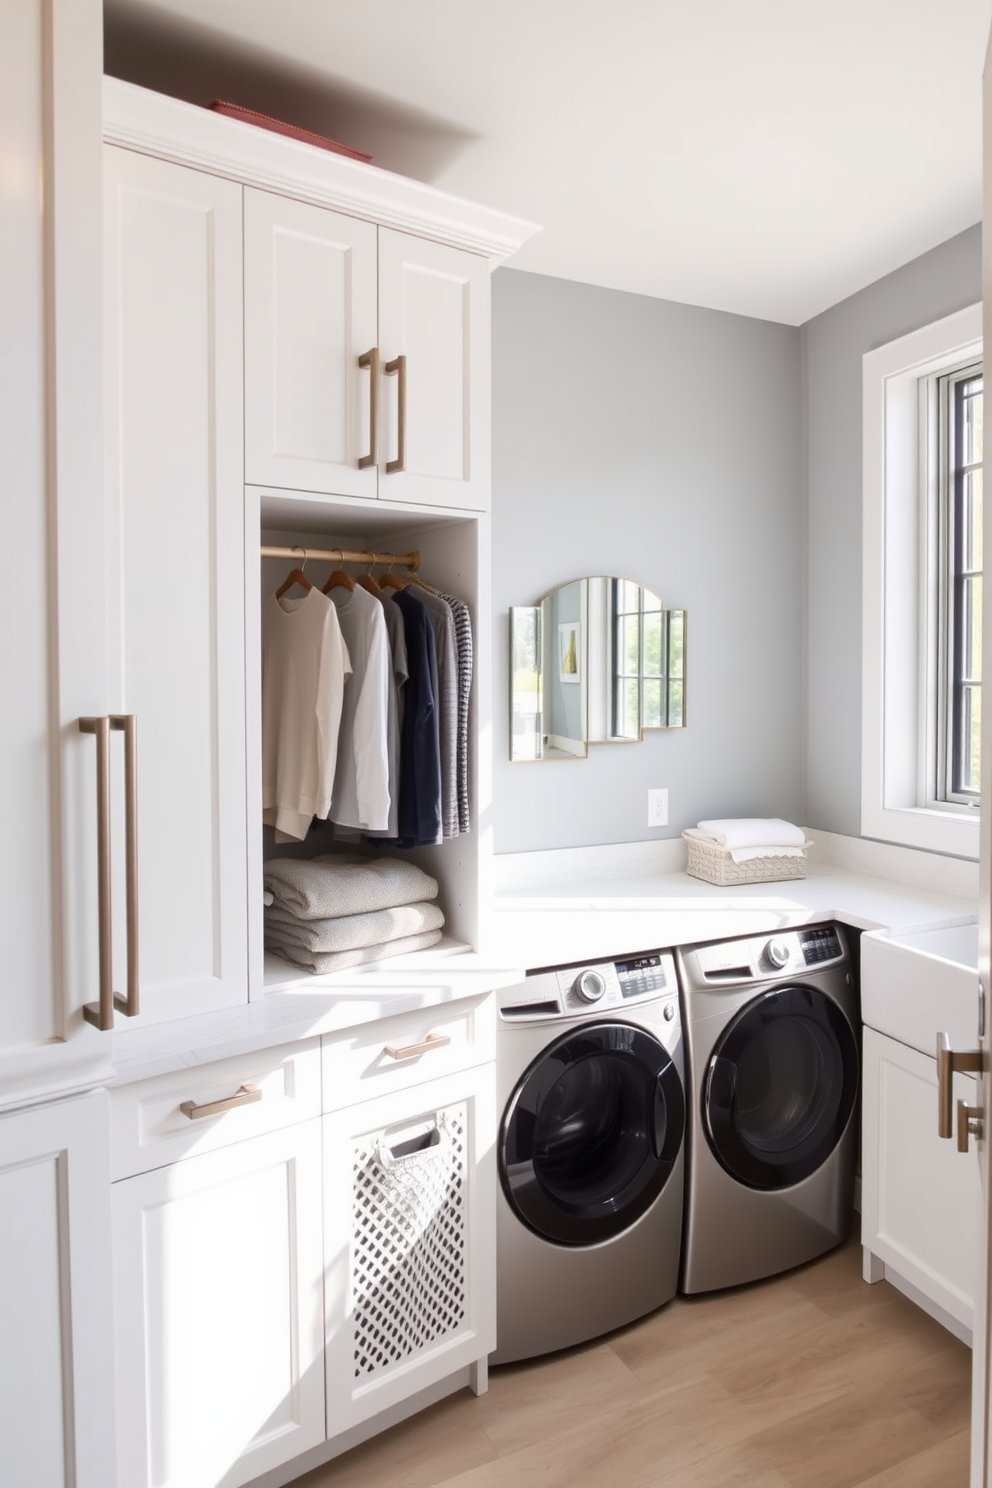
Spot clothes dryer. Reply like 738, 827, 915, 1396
492, 951, 685, 1365
676, 924, 859, 1295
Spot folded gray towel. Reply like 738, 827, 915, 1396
263, 853, 439, 921
265, 928, 444, 975
265, 900, 445, 955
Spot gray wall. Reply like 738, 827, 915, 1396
491, 270, 804, 854
802, 225, 982, 837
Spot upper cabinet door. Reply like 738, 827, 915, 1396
244, 189, 378, 498
103, 147, 248, 1026
378, 229, 490, 512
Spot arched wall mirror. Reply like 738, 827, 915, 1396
510, 576, 686, 761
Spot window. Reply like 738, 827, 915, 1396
932, 365, 983, 806
862, 304, 983, 858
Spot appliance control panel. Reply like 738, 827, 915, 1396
554, 950, 677, 1012
798, 925, 843, 965
690, 923, 847, 984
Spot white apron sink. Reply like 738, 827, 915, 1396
860, 919, 980, 1056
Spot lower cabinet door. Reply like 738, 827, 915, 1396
112, 1120, 325, 1488
861, 1025, 981, 1334
323, 1064, 496, 1435
0, 1091, 116, 1488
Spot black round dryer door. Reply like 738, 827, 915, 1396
500, 1022, 685, 1247
703, 985, 859, 1192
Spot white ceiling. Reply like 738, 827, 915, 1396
104, 0, 992, 325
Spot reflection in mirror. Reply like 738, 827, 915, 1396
510, 577, 685, 761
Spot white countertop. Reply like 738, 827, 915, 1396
492, 831, 978, 969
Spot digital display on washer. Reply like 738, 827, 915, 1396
799, 926, 841, 965
615, 953, 667, 998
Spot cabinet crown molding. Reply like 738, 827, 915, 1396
103, 76, 541, 265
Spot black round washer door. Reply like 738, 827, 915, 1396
704, 985, 859, 1192
500, 1021, 685, 1246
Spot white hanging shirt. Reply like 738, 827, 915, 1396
325, 582, 392, 831
262, 588, 352, 842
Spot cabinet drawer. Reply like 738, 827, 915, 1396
321, 995, 495, 1112
110, 1039, 322, 1179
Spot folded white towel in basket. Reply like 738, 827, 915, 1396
690, 818, 808, 864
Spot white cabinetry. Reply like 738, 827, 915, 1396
244, 189, 491, 510
861, 1025, 981, 1341
111, 1044, 325, 1488
322, 998, 496, 1441
108, 998, 497, 1487
0, 1092, 116, 1488
102, 146, 249, 1028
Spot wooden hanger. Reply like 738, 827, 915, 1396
357, 551, 384, 597
275, 547, 313, 599
377, 559, 407, 591
322, 551, 356, 594
409, 572, 442, 597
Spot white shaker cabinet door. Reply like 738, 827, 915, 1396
112, 1120, 326, 1488
861, 1026, 981, 1338
0, 1092, 116, 1488
377, 228, 491, 512
103, 147, 248, 1026
244, 188, 378, 497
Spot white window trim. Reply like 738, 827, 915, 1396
862, 302, 982, 859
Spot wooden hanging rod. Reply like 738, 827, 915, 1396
260, 544, 420, 571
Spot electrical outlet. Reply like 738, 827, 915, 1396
647, 788, 668, 827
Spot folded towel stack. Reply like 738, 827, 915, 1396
689, 817, 807, 864
264, 853, 444, 974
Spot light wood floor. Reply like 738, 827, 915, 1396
293, 1232, 971, 1488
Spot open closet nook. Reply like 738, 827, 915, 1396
259, 542, 475, 977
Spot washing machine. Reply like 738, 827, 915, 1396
676, 923, 859, 1295
491, 950, 685, 1365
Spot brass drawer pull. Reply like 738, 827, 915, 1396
382, 1032, 451, 1062
180, 1083, 261, 1121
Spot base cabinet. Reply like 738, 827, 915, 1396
0, 1092, 116, 1488
112, 1120, 326, 1488
861, 1025, 981, 1340
323, 1064, 496, 1438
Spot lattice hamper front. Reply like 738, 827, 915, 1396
351, 1103, 469, 1379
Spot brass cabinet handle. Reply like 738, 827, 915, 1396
180, 1082, 262, 1120
382, 1031, 451, 1062
957, 1098, 985, 1153
110, 715, 140, 1020
78, 714, 140, 1030
385, 353, 406, 473
358, 347, 379, 469
936, 1031, 983, 1138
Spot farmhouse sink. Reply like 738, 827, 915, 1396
860, 919, 980, 1058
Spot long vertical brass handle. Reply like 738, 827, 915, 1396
78, 714, 140, 1029
936, 1031, 983, 1138
385, 353, 406, 473
79, 717, 114, 1030
358, 347, 379, 470
110, 715, 140, 1018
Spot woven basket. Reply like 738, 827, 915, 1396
682, 832, 809, 886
